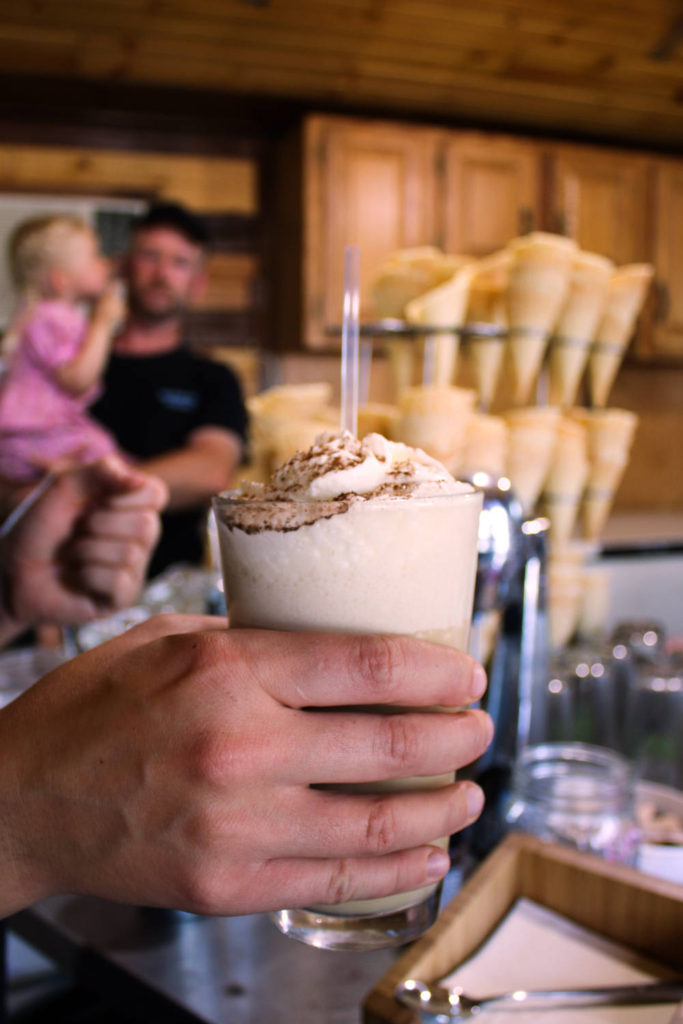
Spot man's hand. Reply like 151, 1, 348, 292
2, 457, 167, 629
0, 617, 492, 918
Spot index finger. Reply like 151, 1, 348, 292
231, 629, 487, 709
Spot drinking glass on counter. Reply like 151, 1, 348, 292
213, 445, 482, 952
623, 660, 683, 790
504, 742, 640, 866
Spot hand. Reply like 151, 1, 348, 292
93, 280, 127, 333
1, 457, 167, 628
0, 616, 492, 917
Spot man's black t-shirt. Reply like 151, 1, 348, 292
92, 347, 248, 577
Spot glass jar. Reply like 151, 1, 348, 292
504, 742, 640, 866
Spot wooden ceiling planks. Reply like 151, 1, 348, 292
1, 0, 683, 146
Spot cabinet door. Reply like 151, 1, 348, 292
441, 133, 541, 256
305, 116, 441, 347
547, 145, 650, 264
649, 159, 683, 358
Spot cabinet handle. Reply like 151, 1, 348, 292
518, 206, 534, 234
654, 280, 670, 323
554, 210, 569, 235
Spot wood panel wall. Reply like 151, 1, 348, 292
1, 1, 683, 148
0, 142, 261, 348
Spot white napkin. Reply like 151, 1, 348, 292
440, 899, 679, 1023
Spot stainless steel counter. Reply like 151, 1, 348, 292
7, 897, 398, 1023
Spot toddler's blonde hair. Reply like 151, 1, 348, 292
8, 214, 91, 293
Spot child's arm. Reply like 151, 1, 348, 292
54, 283, 125, 397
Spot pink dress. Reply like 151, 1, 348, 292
0, 300, 117, 482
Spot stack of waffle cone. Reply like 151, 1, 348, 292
542, 417, 589, 545
548, 251, 613, 408
371, 248, 472, 396
459, 413, 508, 479
464, 250, 511, 410
576, 565, 611, 642
588, 263, 654, 407
547, 553, 585, 650
505, 232, 577, 405
370, 247, 469, 319
571, 408, 638, 541
503, 406, 562, 515
404, 262, 476, 386
390, 385, 476, 468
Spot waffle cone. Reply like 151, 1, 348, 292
594, 263, 654, 349
584, 408, 638, 463
386, 339, 417, 395
587, 457, 627, 494
392, 385, 475, 464
582, 490, 616, 541
588, 347, 623, 408
543, 418, 589, 498
357, 403, 401, 439
548, 338, 591, 408
548, 561, 584, 649
504, 426, 559, 514
468, 336, 506, 410
506, 232, 576, 333
544, 494, 582, 546
577, 566, 611, 641
460, 413, 508, 478
370, 247, 470, 318
555, 251, 614, 342
248, 382, 332, 420
465, 250, 512, 326
507, 332, 549, 405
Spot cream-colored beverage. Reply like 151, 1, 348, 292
213, 431, 482, 951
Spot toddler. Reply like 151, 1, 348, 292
0, 214, 123, 482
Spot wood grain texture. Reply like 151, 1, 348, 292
363, 833, 683, 1024
2, 1, 683, 147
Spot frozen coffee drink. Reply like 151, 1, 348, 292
213, 432, 482, 950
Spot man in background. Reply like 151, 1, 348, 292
93, 201, 248, 577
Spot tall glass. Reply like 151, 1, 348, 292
213, 488, 482, 951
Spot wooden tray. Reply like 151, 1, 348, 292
363, 833, 683, 1024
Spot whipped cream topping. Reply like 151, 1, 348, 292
256, 431, 472, 501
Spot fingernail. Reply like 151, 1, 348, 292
482, 711, 495, 746
426, 848, 451, 881
465, 783, 485, 820
468, 662, 487, 702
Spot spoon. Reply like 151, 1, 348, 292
396, 977, 683, 1019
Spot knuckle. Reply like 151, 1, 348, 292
138, 509, 162, 547
353, 635, 403, 698
110, 567, 135, 607
175, 864, 222, 915
380, 714, 419, 771
189, 729, 244, 787
364, 797, 399, 855
323, 859, 356, 906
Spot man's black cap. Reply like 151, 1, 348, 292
133, 201, 210, 249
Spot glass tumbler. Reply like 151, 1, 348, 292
213, 487, 482, 951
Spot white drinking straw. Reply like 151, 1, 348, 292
340, 245, 360, 435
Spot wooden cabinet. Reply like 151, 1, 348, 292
545, 144, 651, 266
269, 114, 683, 360
441, 133, 542, 256
647, 159, 683, 359
269, 116, 543, 350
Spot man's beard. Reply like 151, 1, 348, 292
129, 292, 183, 325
